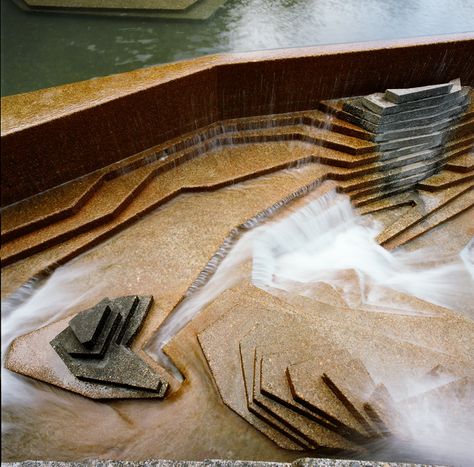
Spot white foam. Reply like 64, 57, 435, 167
251, 190, 474, 315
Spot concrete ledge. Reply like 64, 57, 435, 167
24, 0, 198, 10
1, 458, 447, 467
2, 34, 474, 206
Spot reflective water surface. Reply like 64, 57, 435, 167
2, 0, 474, 96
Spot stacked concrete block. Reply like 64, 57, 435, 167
50, 295, 169, 398
197, 289, 474, 454
338, 79, 471, 193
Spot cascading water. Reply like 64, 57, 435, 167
148, 188, 474, 465
150, 188, 473, 365
251, 190, 474, 316
2, 187, 473, 464
1, 262, 141, 460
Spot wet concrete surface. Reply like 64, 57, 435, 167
2, 45, 473, 464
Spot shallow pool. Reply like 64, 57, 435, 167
1, 0, 474, 96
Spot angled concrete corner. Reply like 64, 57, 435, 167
48, 295, 169, 398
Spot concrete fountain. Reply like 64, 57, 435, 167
1, 34, 473, 466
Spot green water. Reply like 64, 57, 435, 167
2, 0, 474, 97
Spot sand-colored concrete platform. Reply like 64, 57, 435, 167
1, 36, 473, 464
24, 0, 199, 9
3, 458, 448, 467
16, 0, 227, 20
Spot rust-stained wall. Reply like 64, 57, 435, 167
2, 34, 474, 206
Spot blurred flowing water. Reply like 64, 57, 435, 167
150, 189, 474, 366
2, 187, 473, 463
148, 189, 474, 464
2, 0, 474, 96
2, 0, 474, 461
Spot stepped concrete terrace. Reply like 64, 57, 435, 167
1, 34, 473, 464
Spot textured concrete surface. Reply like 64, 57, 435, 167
3, 83, 473, 412
2, 34, 474, 205
384, 82, 454, 104
2, 44, 473, 464
197, 283, 474, 453
2, 459, 448, 466
49, 296, 169, 398
19, 0, 227, 20
1, 91, 472, 289
24, 0, 198, 9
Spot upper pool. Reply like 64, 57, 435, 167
2, 0, 474, 97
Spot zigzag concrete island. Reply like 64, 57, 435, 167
1, 37, 473, 465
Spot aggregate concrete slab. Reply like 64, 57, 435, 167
321, 361, 377, 437
381, 192, 474, 251
361, 79, 461, 115
1, 459, 449, 467
363, 383, 404, 437
445, 151, 474, 172
285, 358, 373, 439
198, 305, 307, 451
49, 295, 169, 396
376, 180, 474, 248
239, 325, 357, 452
5, 314, 177, 399
369, 113, 468, 142
198, 283, 474, 455
384, 82, 453, 104
257, 349, 346, 433
238, 333, 314, 450
24, 0, 198, 10
2, 75, 474, 465
342, 87, 470, 125
341, 103, 469, 135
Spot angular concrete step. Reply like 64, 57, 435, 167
385, 81, 454, 103
375, 130, 444, 151
257, 347, 371, 443
338, 140, 472, 193
221, 109, 371, 141
1, 163, 156, 267
445, 151, 474, 173
239, 328, 358, 451
357, 192, 416, 216
340, 159, 443, 195
376, 181, 473, 246
1, 161, 329, 299
350, 176, 431, 207
4, 135, 364, 268
0, 172, 103, 242
319, 85, 470, 123
375, 134, 471, 162
239, 337, 314, 449
226, 124, 375, 155
342, 88, 471, 127
382, 187, 474, 250
341, 101, 469, 134
363, 384, 402, 437
372, 117, 473, 151
321, 360, 380, 437
0, 109, 373, 249
286, 357, 376, 440
370, 111, 469, 142
417, 167, 474, 191
445, 116, 474, 141
198, 304, 319, 451
361, 79, 464, 115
